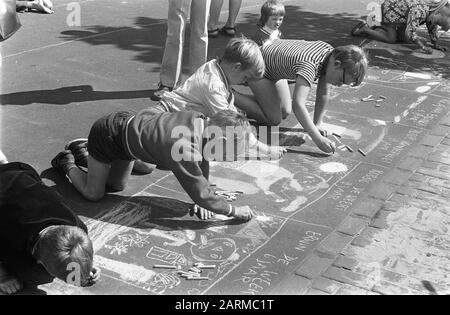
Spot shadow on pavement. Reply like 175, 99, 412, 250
0, 85, 156, 106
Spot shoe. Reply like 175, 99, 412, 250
151, 84, 173, 101
351, 20, 368, 37
208, 28, 220, 38
65, 138, 88, 168
51, 150, 76, 174
220, 26, 236, 37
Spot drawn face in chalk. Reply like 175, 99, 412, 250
191, 238, 237, 262
290, 172, 329, 192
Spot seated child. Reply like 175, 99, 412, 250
51, 110, 256, 221
252, 0, 285, 47
351, 0, 450, 54
234, 41, 369, 154
159, 36, 286, 159
0, 151, 99, 294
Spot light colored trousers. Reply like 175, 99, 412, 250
160, 0, 211, 88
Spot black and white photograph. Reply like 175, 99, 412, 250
0, 0, 449, 299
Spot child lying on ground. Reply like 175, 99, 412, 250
351, 0, 450, 54
252, 0, 285, 47
52, 110, 256, 222
0, 150, 99, 294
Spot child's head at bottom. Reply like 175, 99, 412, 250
36, 226, 94, 287
205, 110, 253, 161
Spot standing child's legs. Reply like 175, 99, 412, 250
208, 0, 224, 32
225, 0, 242, 30
160, 0, 190, 88
189, 0, 210, 74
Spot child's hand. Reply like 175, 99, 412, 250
268, 145, 287, 160
190, 204, 215, 220
233, 206, 255, 221
88, 266, 101, 285
422, 46, 434, 54
316, 136, 336, 154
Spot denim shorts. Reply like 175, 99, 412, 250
87, 111, 135, 164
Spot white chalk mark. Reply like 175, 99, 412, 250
416, 86, 432, 93
320, 162, 349, 174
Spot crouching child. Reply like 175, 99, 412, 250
52, 110, 256, 221
0, 153, 99, 294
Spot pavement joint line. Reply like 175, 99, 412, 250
202, 161, 362, 294
2, 21, 167, 59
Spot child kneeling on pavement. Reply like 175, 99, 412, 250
52, 110, 255, 221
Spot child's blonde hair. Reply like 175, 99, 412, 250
222, 37, 265, 79
38, 226, 94, 286
258, 0, 286, 27
332, 45, 369, 87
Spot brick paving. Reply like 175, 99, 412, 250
277, 118, 450, 295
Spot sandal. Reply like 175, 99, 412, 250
351, 20, 368, 37
220, 26, 236, 37
208, 28, 220, 38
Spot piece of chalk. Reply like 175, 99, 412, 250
331, 133, 342, 138
189, 267, 202, 273
154, 265, 179, 269
379, 95, 386, 99
346, 145, 354, 153
195, 263, 217, 269
332, 135, 342, 144
186, 277, 210, 281
358, 149, 367, 156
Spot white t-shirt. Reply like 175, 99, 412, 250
160, 60, 237, 116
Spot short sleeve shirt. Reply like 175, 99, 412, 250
261, 39, 334, 85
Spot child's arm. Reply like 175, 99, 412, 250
313, 76, 331, 127
172, 161, 251, 220
249, 133, 286, 160
292, 77, 335, 153
406, 8, 433, 53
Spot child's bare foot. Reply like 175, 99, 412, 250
0, 263, 22, 295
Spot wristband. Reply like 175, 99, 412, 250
226, 204, 235, 217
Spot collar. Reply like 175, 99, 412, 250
214, 59, 231, 92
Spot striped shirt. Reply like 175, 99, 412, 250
262, 40, 334, 86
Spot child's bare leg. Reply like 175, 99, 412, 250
66, 156, 111, 201
233, 91, 269, 123
0, 262, 22, 295
361, 25, 397, 43
276, 79, 292, 119
107, 160, 134, 191
248, 78, 286, 126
